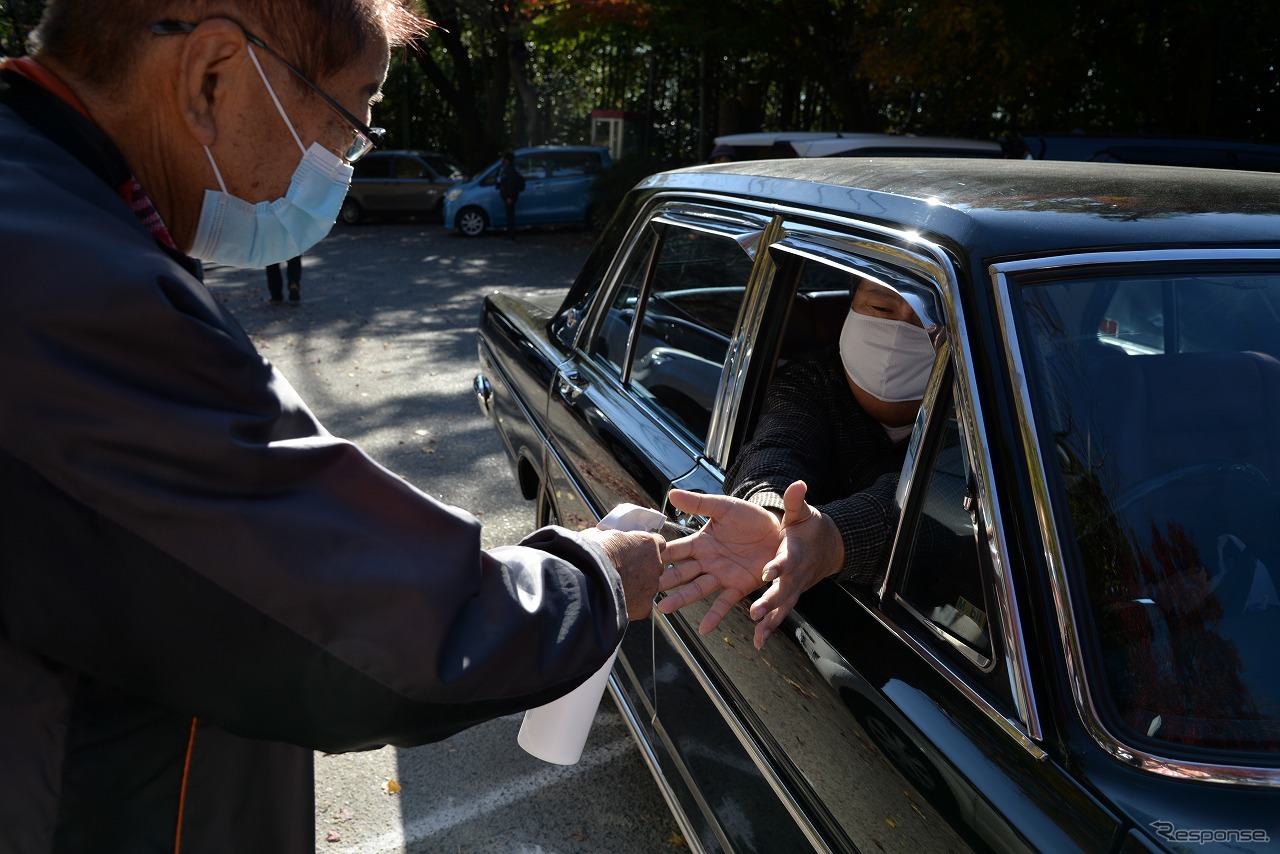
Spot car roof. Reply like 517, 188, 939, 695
513, 145, 609, 154
714, 131, 852, 146
789, 135, 1002, 157
640, 158, 1280, 261
367, 149, 452, 157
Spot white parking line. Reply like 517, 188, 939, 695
342, 737, 634, 854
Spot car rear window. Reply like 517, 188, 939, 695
1015, 268, 1280, 758
591, 222, 756, 444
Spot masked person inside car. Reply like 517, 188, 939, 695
659, 277, 940, 649
0, 2, 665, 850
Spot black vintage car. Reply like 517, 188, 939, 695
472, 158, 1280, 852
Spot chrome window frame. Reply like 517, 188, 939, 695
990, 247, 1280, 786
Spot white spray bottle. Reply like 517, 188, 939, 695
517, 503, 665, 765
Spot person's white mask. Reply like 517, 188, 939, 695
839, 310, 936, 403
188, 44, 353, 268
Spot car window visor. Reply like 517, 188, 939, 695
770, 237, 943, 328
649, 208, 770, 260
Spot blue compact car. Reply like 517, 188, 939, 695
443, 145, 611, 237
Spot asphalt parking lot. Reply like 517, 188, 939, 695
203, 220, 682, 853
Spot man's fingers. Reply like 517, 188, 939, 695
660, 535, 697, 564
749, 576, 798, 621
781, 480, 813, 527
657, 558, 702, 591
698, 589, 745, 635
665, 486, 716, 514
748, 582, 777, 621
759, 550, 791, 584
667, 488, 738, 521
752, 603, 793, 649
655, 571, 722, 612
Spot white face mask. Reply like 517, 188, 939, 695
188, 45, 353, 268
839, 310, 936, 403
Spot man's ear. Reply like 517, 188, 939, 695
174, 19, 248, 146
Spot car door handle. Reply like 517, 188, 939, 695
556, 369, 588, 402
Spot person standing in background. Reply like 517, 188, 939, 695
709, 143, 735, 163
495, 150, 525, 241
266, 253, 303, 304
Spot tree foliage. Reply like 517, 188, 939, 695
3, 0, 1276, 171
0, 0, 43, 56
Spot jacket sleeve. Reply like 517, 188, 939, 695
816, 474, 899, 584
725, 357, 845, 508
0, 173, 627, 752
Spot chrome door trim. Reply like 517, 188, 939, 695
606, 676, 712, 854
990, 247, 1280, 787
704, 215, 786, 467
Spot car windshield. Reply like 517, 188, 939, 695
1016, 267, 1280, 757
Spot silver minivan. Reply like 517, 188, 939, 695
339, 150, 467, 225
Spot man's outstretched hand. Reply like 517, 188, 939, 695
658, 489, 781, 640
659, 482, 844, 649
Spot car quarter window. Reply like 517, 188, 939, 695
893, 382, 1014, 708
588, 219, 757, 445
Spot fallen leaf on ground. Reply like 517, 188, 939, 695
382, 778, 402, 795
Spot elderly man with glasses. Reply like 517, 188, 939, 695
0, 3, 665, 851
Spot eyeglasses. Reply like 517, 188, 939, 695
149, 19, 385, 163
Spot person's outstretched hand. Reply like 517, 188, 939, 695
657, 489, 783, 638
660, 482, 845, 649
747, 480, 845, 648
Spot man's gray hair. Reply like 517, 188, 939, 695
31, 0, 431, 95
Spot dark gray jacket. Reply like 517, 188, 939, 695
0, 66, 626, 853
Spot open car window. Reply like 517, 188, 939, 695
1017, 267, 1280, 757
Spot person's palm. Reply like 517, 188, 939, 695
657, 489, 782, 634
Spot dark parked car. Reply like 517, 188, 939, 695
338, 149, 466, 224
1015, 133, 1280, 172
473, 158, 1280, 852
